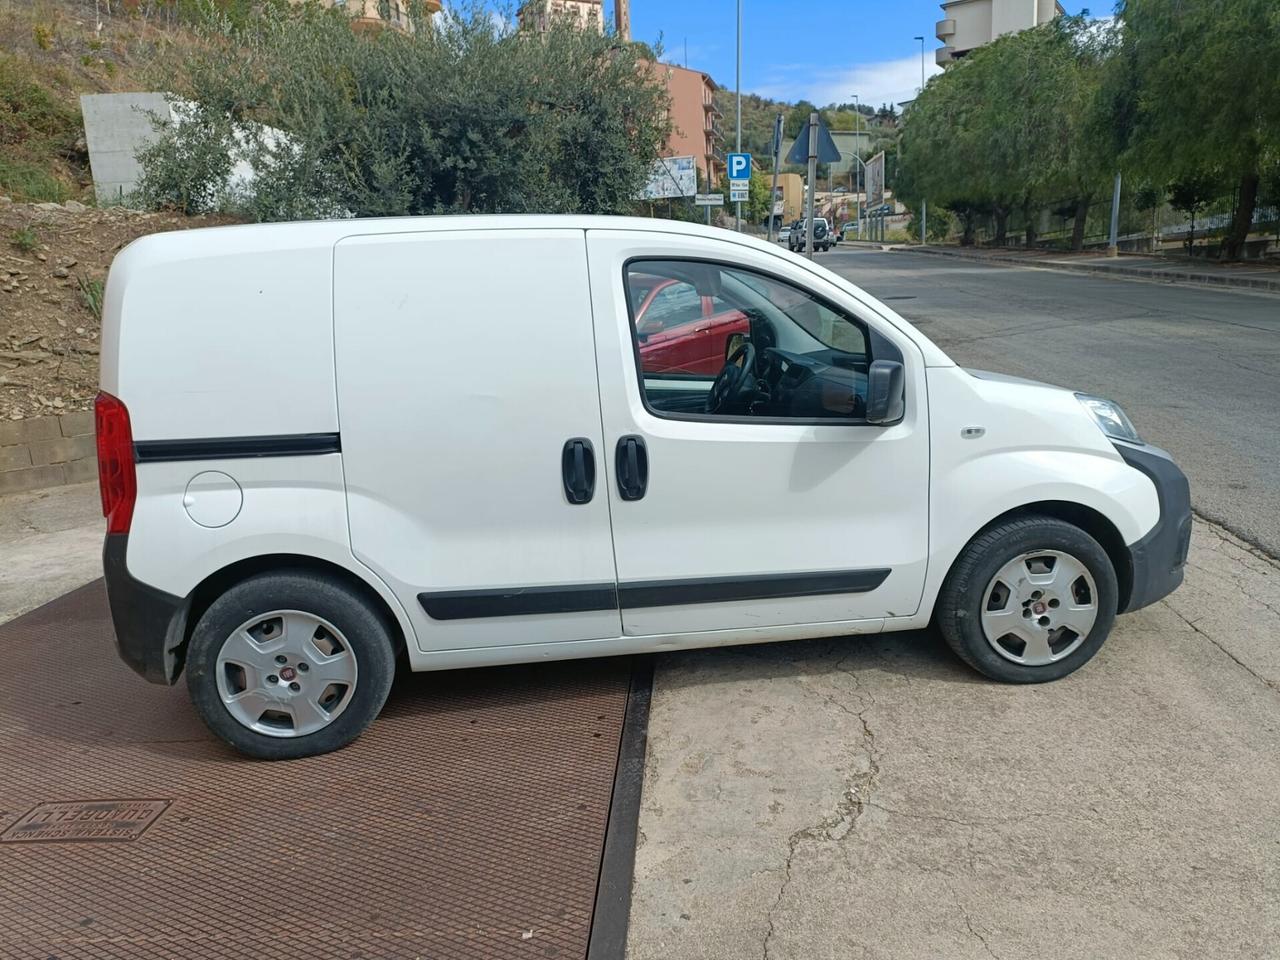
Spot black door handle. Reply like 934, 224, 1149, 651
615, 435, 649, 501
561, 438, 596, 505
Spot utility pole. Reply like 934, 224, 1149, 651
853, 93, 863, 238
735, 0, 742, 233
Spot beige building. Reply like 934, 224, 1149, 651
773, 173, 804, 223
303, 0, 440, 33
652, 64, 724, 187
935, 0, 1064, 65
518, 0, 605, 33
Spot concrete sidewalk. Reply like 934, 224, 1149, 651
0, 482, 102, 624
626, 516, 1280, 960
900, 244, 1280, 293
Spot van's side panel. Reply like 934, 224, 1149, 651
334, 229, 622, 652
102, 229, 338, 440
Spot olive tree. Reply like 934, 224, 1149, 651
135, 2, 672, 219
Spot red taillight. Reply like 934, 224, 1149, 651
95, 391, 136, 534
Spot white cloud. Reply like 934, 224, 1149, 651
754, 53, 944, 109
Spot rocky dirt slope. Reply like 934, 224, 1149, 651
1, 198, 233, 421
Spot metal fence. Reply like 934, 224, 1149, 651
937, 193, 1280, 259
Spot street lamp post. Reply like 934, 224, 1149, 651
913, 35, 927, 245
852, 94, 862, 237
735, 0, 742, 233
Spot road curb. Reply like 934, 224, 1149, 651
897, 246, 1280, 294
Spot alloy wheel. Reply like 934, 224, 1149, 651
215, 610, 359, 737
980, 550, 1098, 666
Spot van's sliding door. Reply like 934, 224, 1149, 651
334, 229, 621, 652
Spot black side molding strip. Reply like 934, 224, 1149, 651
134, 432, 341, 463
420, 583, 619, 621
418, 569, 890, 621
618, 569, 890, 609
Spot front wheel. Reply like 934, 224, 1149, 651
935, 516, 1118, 683
186, 571, 397, 759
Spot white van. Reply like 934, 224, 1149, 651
97, 216, 1190, 759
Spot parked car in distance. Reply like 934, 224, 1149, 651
777, 223, 792, 244
839, 222, 859, 242
98, 215, 1191, 759
789, 217, 832, 253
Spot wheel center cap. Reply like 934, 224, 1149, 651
1032, 601, 1047, 615
279, 666, 297, 682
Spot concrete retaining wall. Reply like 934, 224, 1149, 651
0, 413, 97, 495
79, 92, 174, 206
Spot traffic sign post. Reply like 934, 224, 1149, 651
728, 152, 751, 232
767, 114, 783, 242
787, 114, 840, 259
696, 191, 725, 226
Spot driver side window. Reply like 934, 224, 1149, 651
624, 260, 873, 422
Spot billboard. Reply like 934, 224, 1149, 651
638, 156, 697, 200
865, 151, 886, 207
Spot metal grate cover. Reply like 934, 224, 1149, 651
0, 581, 630, 959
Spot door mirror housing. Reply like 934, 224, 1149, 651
865, 359, 905, 424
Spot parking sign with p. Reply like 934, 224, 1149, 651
727, 153, 752, 183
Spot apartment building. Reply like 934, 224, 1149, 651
302, 0, 441, 34
518, 0, 605, 33
935, 0, 1064, 65
654, 64, 724, 187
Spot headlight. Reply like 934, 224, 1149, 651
1076, 394, 1143, 444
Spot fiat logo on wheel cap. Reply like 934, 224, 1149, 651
279, 666, 297, 681
1032, 601, 1047, 615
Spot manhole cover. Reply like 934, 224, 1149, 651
1, 799, 170, 844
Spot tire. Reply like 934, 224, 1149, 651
935, 516, 1118, 684
186, 571, 397, 760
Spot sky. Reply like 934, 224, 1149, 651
489, 0, 1102, 108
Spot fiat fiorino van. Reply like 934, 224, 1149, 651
96, 216, 1190, 758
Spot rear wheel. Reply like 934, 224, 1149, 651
186, 571, 397, 759
936, 516, 1118, 683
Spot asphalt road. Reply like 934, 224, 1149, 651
629, 248, 1280, 960
823, 248, 1280, 557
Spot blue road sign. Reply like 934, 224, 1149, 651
727, 152, 752, 182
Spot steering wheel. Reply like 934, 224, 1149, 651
705, 341, 757, 414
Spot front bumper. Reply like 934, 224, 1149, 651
1114, 441, 1192, 613
103, 533, 191, 684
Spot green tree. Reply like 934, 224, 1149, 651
897, 17, 1112, 249
784, 100, 819, 140
1118, 0, 1280, 259
135, 2, 671, 219
1168, 171, 1216, 256
718, 167, 771, 224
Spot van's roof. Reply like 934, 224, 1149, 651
128, 213, 778, 251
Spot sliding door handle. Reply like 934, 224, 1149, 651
562, 438, 596, 505
615, 435, 649, 501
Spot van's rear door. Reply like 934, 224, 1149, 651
334, 229, 621, 651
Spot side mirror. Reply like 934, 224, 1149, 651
865, 359, 905, 424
